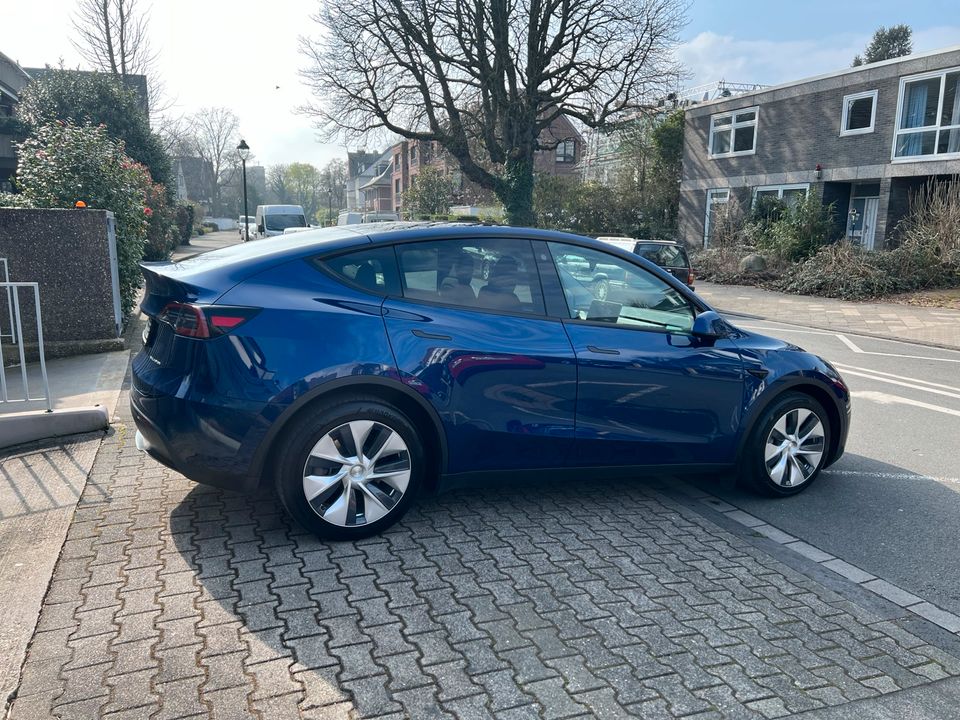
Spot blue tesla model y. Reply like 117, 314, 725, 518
132, 224, 850, 540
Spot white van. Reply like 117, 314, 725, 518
337, 211, 400, 226
255, 205, 307, 238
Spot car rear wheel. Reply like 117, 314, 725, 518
274, 397, 424, 540
743, 392, 829, 496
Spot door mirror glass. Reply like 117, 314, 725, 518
691, 310, 727, 338
547, 242, 694, 333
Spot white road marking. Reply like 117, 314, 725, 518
841, 370, 960, 401
832, 363, 960, 393
852, 389, 960, 418
734, 322, 960, 363
823, 469, 960, 486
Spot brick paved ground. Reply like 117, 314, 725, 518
697, 282, 960, 349
9, 398, 960, 720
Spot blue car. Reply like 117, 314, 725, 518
132, 224, 850, 540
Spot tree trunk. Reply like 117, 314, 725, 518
497, 155, 536, 227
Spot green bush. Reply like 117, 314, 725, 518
14, 121, 151, 314
174, 203, 195, 244
753, 191, 836, 262
143, 182, 178, 261
781, 181, 960, 300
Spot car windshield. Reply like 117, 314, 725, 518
635, 243, 689, 269
265, 214, 307, 231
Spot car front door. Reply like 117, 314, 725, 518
546, 241, 745, 468
382, 237, 578, 474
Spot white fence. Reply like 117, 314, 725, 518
0, 279, 51, 412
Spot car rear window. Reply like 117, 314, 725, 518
634, 243, 689, 269
318, 246, 401, 295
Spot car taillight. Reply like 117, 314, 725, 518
687, 271, 695, 285
157, 302, 259, 339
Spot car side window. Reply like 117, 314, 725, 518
547, 242, 694, 333
396, 238, 545, 315
318, 246, 401, 296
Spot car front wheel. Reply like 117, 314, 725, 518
743, 392, 830, 496
274, 397, 425, 540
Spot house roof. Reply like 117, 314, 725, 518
359, 160, 394, 190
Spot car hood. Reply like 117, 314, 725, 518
729, 326, 804, 353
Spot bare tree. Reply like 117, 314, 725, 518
190, 107, 240, 215
268, 164, 293, 204
71, 0, 174, 120
300, 0, 686, 225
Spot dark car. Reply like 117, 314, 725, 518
132, 224, 850, 540
597, 237, 695, 289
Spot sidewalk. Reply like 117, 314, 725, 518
697, 281, 960, 349
171, 230, 243, 262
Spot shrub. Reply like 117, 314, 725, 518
174, 203, 195, 244
754, 191, 836, 262
14, 121, 151, 314
143, 182, 178, 261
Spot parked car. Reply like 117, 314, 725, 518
597, 236, 695, 289
337, 211, 401, 225
132, 224, 850, 540
237, 215, 255, 237
238, 218, 257, 241
255, 204, 307, 238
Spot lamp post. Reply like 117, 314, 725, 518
237, 139, 250, 242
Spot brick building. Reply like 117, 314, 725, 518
347, 115, 584, 216
679, 45, 960, 250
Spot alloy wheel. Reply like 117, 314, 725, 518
764, 407, 825, 487
302, 420, 411, 527
595, 279, 609, 301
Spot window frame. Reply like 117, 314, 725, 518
544, 241, 700, 336
839, 90, 878, 136
751, 183, 810, 206
708, 106, 759, 158
392, 237, 549, 318
892, 65, 960, 163
703, 188, 730, 248
555, 139, 577, 164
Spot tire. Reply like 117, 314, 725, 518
594, 278, 609, 301
742, 392, 830, 497
273, 396, 426, 540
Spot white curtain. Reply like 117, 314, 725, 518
948, 76, 960, 154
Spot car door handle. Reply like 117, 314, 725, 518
412, 329, 451, 341
586, 345, 620, 355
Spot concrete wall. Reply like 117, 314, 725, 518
0, 208, 122, 355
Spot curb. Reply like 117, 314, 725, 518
0, 405, 109, 450
717, 307, 960, 353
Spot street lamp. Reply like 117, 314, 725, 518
237, 139, 251, 242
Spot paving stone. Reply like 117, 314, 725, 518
15, 391, 960, 720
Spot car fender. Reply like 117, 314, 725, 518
734, 371, 847, 465
247, 374, 450, 485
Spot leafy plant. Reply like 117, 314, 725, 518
14, 121, 151, 314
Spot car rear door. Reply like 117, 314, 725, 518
382, 237, 578, 474
545, 241, 745, 468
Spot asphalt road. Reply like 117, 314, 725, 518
689, 315, 960, 616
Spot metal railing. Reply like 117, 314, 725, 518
0, 281, 51, 411
0, 259, 15, 346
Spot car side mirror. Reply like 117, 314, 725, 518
691, 310, 727, 339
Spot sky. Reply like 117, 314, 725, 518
3, 1, 958, 170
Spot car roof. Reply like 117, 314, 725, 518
153, 223, 698, 303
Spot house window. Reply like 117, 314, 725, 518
410, 145, 418, 163
753, 183, 809, 208
840, 90, 877, 136
555, 139, 576, 163
394, 178, 401, 194
709, 107, 758, 157
894, 67, 960, 160
704, 188, 730, 247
